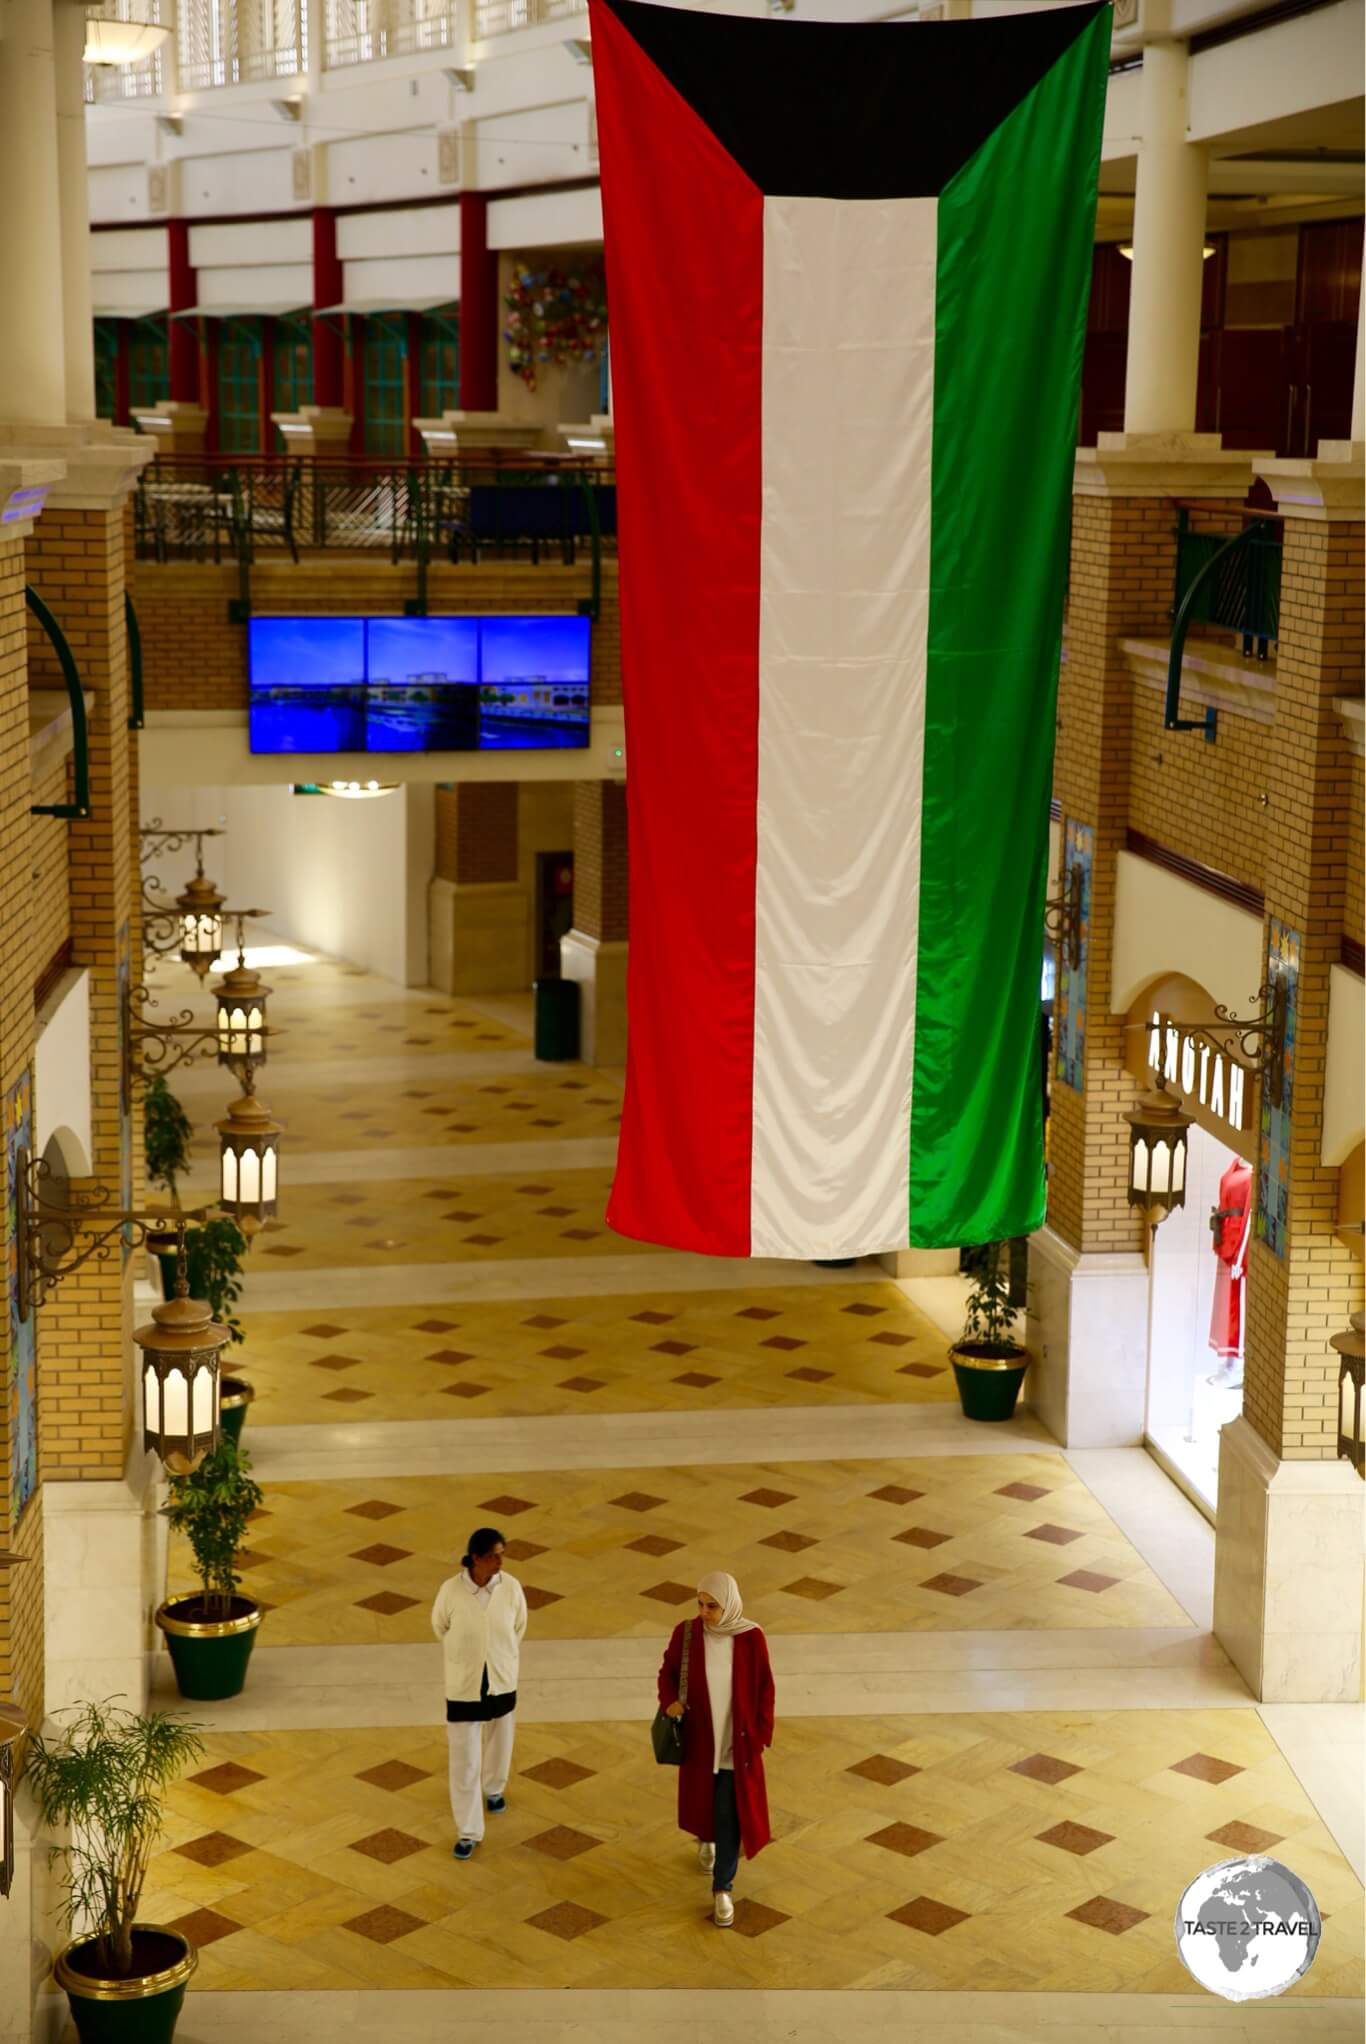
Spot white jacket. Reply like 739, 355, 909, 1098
431, 1570, 528, 1702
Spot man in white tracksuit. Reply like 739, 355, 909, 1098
431, 1526, 529, 1859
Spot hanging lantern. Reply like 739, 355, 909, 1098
1332, 1311, 1364, 1477
217, 1082, 283, 1225
135, 1283, 231, 1475
214, 957, 271, 1070
0, 1702, 23, 1901
176, 871, 226, 980
1124, 1079, 1193, 1222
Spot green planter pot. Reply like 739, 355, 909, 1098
55, 1928, 196, 2044
153, 1246, 181, 1303
218, 1376, 254, 1445
157, 1596, 261, 1700
950, 1344, 1028, 1423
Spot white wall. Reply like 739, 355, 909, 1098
140, 781, 435, 986
34, 968, 93, 1176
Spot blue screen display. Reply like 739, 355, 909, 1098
247, 614, 591, 754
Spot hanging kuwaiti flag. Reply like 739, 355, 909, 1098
594, 0, 1109, 1260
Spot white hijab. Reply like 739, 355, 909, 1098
698, 1570, 758, 1636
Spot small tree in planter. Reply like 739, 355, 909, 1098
184, 1216, 254, 1438
157, 1438, 265, 1700
28, 1699, 204, 2043
144, 1074, 193, 1209
950, 1241, 1028, 1422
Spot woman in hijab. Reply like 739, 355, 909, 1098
657, 1570, 775, 1926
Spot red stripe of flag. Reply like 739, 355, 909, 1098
593, 0, 763, 1256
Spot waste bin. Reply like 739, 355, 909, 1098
534, 976, 580, 1062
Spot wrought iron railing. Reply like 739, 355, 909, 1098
1173, 508, 1282, 658
1166, 508, 1282, 743
134, 454, 615, 617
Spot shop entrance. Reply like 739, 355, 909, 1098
1146, 1120, 1252, 1514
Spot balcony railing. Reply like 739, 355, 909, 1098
134, 455, 616, 613
323, 0, 457, 65
176, 0, 306, 88
1173, 507, 1281, 660
473, 0, 584, 36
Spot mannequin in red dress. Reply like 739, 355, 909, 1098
1208, 1155, 1253, 1388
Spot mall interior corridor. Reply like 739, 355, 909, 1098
82, 937, 1359, 2040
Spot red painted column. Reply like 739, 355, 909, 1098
459, 191, 498, 413
312, 206, 345, 407
114, 320, 131, 426
167, 218, 198, 400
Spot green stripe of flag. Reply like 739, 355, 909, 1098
908, 4, 1110, 1248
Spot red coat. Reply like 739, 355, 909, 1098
658, 1618, 775, 1859
1209, 1157, 1253, 1360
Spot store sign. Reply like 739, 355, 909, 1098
1147, 1013, 1248, 1133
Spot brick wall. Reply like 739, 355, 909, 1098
434, 781, 519, 885
572, 779, 628, 944
1344, 735, 1364, 948
27, 506, 137, 1482
1128, 681, 1270, 893
0, 535, 46, 1727
1049, 494, 1176, 1255
132, 558, 621, 712
30, 752, 72, 982
1242, 517, 1365, 1461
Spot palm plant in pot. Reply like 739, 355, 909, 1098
950, 1241, 1029, 1422
157, 1437, 265, 1700
184, 1216, 254, 1441
27, 1699, 204, 2044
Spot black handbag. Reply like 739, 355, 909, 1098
650, 1618, 691, 1766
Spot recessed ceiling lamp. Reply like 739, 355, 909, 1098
83, 15, 172, 65
1118, 243, 1216, 260
314, 780, 399, 800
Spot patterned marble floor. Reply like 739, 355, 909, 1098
231, 1282, 957, 1425
167, 1454, 1192, 1647
140, 1712, 1363, 1996
134, 944, 1362, 2026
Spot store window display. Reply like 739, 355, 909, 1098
1146, 1123, 1252, 1512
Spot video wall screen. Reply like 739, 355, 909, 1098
247, 614, 592, 754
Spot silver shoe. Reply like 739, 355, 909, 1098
698, 1842, 716, 1873
713, 1890, 734, 1928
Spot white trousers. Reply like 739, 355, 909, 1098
447, 1711, 516, 1843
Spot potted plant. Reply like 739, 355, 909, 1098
950, 1241, 1029, 1422
184, 1216, 254, 1441
27, 1699, 204, 2044
157, 1438, 265, 1700
144, 1074, 193, 1287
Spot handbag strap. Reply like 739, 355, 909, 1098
678, 1616, 692, 1708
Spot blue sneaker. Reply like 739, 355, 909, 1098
453, 1839, 477, 1860
486, 1794, 506, 1814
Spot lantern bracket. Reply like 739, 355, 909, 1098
14, 1150, 207, 1324
1043, 861, 1084, 973
139, 823, 226, 867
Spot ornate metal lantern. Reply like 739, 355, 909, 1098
214, 956, 271, 1071
135, 1274, 231, 1476
1332, 1311, 1364, 1477
217, 1074, 283, 1225
176, 869, 226, 980
1125, 1076, 1193, 1222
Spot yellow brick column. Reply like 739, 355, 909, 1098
560, 777, 628, 1068
18, 441, 161, 1727
1213, 441, 1366, 1702
1028, 436, 1257, 1445
428, 781, 527, 995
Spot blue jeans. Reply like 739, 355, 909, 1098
713, 1768, 740, 1893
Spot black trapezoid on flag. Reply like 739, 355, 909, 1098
592, 0, 1109, 200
